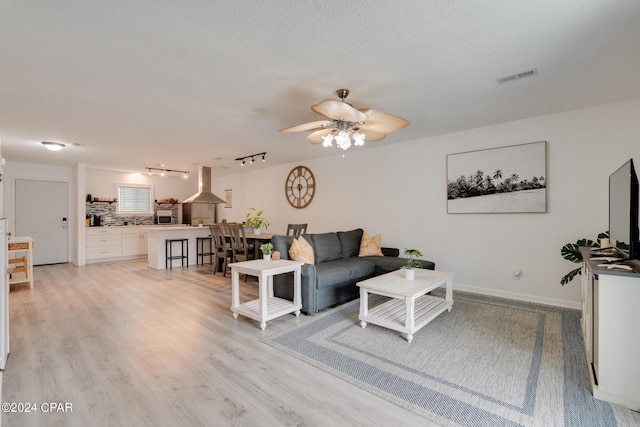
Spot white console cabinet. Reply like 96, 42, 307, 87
580, 247, 640, 410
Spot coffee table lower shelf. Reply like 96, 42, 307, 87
360, 294, 452, 342
232, 297, 301, 330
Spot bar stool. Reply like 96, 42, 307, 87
196, 236, 214, 265
165, 238, 188, 269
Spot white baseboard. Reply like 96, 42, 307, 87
452, 282, 581, 310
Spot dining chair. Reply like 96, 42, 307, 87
286, 223, 308, 238
227, 222, 255, 281
210, 224, 233, 276
227, 223, 253, 262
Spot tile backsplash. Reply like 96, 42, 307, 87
85, 203, 179, 226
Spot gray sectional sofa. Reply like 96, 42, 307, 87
272, 228, 435, 315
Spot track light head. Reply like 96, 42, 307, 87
235, 152, 267, 166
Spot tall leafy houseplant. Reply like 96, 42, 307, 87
560, 231, 608, 285
246, 208, 269, 235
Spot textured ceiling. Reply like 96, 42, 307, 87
1, 0, 639, 176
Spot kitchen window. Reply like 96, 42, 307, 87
116, 184, 153, 215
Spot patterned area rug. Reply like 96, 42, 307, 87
262, 290, 637, 426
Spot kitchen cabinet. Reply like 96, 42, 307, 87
87, 228, 121, 260
121, 227, 148, 256
86, 227, 148, 263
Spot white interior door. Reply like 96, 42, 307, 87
15, 179, 68, 265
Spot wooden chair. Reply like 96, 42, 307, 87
226, 223, 254, 281
227, 224, 247, 258
286, 223, 308, 238
209, 224, 233, 276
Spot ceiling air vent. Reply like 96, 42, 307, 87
496, 68, 538, 84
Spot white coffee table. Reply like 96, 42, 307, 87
230, 259, 303, 330
357, 269, 454, 342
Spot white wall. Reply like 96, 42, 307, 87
213, 98, 640, 309
85, 168, 196, 202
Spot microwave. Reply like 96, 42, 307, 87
156, 210, 173, 224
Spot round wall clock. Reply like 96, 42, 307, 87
285, 165, 316, 209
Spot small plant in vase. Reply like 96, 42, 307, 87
197, 219, 205, 227
403, 248, 423, 280
260, 243, 273, 260
246, 207, 269, 235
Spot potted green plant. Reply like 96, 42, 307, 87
260, 242, 273, 260
403, 248, 423, 280
246, 208, 269, 235
197, 219, 205, 227
560, 231, 608, 285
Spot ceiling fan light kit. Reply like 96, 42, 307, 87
279, 89, 409, 151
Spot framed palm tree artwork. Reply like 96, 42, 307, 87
446, 141, 547, 214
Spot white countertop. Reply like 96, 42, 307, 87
141, 225, 209, 231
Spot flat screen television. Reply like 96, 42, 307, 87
609, 158, 639, 260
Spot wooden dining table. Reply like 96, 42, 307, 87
244, 232, 275, 259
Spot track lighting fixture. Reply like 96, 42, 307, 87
146, 167, 190, 178
235, 152, 267, 166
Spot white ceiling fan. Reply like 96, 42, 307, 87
279, 89, 409, 150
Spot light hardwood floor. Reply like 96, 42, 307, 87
2, 260, 436, 427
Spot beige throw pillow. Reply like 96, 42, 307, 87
359, 232, 383, 257
289, 236, 315, 264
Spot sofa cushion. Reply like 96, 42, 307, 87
289, 236, 314, 264
272, 235, 294, 260
381, 247, 399, 257
337, 228, 364, 259
314, 263, 352, 289
364, 256, 436, 275
359, 232, 383, 256
310, 232, 343, 263
335, 258, 376, 279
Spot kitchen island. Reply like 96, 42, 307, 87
142, 225, 212, 270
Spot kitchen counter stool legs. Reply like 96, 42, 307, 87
196, 236, 213, 265
165, 238, 188, 269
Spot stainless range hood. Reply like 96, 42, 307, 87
182, 166, 225, 204
182, 166, 224, 225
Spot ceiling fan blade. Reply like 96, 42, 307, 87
312, 100, 368, 122
306, 128, 335, 144
279, 120, 332, 133
357, 108, 410, 134
360, 130, 386, 142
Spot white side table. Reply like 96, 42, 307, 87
230, 259, 303, 330
8, 236, 35, 289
